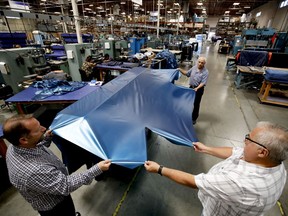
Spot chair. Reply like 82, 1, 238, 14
0, 84, 14, 112
180, 45, 193, 62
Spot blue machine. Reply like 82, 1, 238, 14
273, 32, 288, 53
0, 32, 27, 49
129, 37, 146, 55
233, 35, 243, 55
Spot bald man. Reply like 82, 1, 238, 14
178, 57, 209, 125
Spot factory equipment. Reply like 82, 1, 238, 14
0, 32, 27, 49
115, 40, 130, 59
0, 47, 50, 93
102, 40, 116, 60
232, 35, 244, 55
129, 37, 146, 55
32, 30, 57, 46
64, 43, 94, 81
242, 28, 276, 48
273, 32, 288, 52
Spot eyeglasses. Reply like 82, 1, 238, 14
245, 134, 268, 149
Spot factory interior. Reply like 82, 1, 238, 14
0, 0, 288, 215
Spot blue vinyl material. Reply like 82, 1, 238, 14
50, 67, 197, 169
264, 68, 288, 83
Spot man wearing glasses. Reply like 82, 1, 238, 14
145, 121, 288, 215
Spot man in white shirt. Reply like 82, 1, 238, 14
145, 121, 288, 216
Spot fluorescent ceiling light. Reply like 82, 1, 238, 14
244, 6, 250, 8
6, 16, 20, 19
233, 3, 240, 5
174, 3, 179, 6
197, 3, 203, 6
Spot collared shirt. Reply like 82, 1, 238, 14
195, 147, 287, 216
6, 137, 102, 211
186, 65, 209, 87
81, 61, 95, 76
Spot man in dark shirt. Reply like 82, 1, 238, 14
4, 114, 111, 216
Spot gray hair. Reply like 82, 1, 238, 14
198, 56, 206, 63
254, 121, 288, 163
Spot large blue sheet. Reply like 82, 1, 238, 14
50, 67, 197, 169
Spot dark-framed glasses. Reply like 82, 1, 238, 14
245, 134, 268, 149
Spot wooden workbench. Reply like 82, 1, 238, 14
258, 67, 288, 107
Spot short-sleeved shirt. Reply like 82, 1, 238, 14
195, 147, 287, 216
186, 65, 209, 87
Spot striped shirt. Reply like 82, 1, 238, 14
195, 147, 286, 216
186, 65, 209, 87
6, 137, 102, 211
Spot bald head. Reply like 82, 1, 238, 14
197, 57, 206, 69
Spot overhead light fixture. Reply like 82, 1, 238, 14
244, 6, 250, 9
197, 2, 203, 6
6, 16, 20, 19
233, 3, 240, 5
229, 5, 241, 10
174, 3, 180, 6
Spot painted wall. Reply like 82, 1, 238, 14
206, 17, 218, 28
249, 0, 288, 31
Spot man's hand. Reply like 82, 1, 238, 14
97, 160, 111, 171
44, 130, 53, 138
193, 142, 208, 153
144, 160, 160, 173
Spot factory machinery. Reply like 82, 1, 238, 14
232, 28, 288, 55
0, 30, 205, 95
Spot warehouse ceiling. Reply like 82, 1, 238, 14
0, 0, 272, 19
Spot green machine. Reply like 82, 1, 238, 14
115, 40, 130, 58
64, 43, 94, 81
102, 40, 116, 59
0, 47, 48, 93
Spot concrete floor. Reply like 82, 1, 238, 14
0, 42, 288, 216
